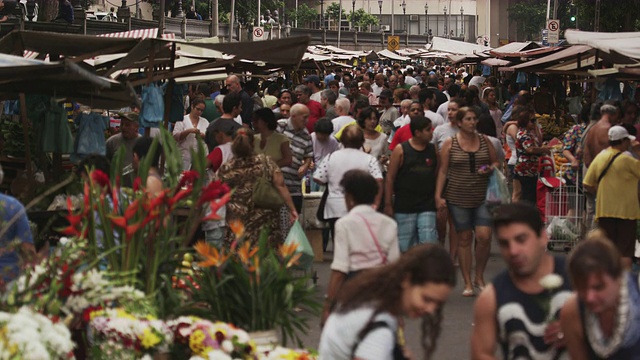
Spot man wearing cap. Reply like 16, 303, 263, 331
305, 75, 323, 103
583, 125, 640, 268
106, 112, 141, 172
378, 88, 399, 135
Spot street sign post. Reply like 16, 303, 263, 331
387, 36, 400, 51
547, 19, 560, 44
253, 26, 265, 41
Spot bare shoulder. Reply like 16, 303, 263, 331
560, 294, 580, 322
475, 284, 497, 314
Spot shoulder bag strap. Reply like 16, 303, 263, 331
597, 151, 623, 184
351, 320, 391, 359
356, 213, 387, 264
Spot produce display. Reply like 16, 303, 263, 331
536, 114, 575, 141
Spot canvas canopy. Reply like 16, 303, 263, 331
429, 37, 491, 55
565, 30, 640, 61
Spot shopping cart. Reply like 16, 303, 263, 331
544, 164, 586, 252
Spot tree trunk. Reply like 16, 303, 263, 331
37, 0, 59, 22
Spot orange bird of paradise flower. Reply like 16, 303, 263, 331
228, 219, 245, 239
193, 241, 229, 268
278, 243, 302, 268
237, 241, 258, 266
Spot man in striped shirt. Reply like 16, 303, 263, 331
280, 103, 314, 213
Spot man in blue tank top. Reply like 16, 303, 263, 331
471, 203, 572, 359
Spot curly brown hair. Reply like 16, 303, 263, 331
335, 244, 456, 358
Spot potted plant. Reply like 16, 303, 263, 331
176, 231, 320, 348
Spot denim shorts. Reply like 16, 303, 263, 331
394, 211, 438, 252
205, 227, 226, 248
447, 203, 492, 232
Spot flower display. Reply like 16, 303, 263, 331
89, 308, 173, 359
0, 306, 75, 359
167, 316, 256, 359
2, 237, 145, 324
262, 346, 318, 360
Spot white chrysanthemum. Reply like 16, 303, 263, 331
221, 340, 234, 353
233, 329, 250, 344
207, 349, 232, 360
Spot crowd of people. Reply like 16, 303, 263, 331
2, 57, 640, 359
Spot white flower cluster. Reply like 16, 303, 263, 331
62, 269, 145, 315
89, 309, 173, 351
261, 346, 317, 360
0, 306, 75, 360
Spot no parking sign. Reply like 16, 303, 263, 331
253, 26, 265, 41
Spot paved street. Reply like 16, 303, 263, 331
296, 239, 517, 359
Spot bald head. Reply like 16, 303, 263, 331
290, 103, 309, 117
290, 103, 310, 130
225, 75, 241, 93
335, 98, 351, 116
341, 124, 365, 149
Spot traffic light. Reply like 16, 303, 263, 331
570, 15, 576, 22
570, 1, 577, 23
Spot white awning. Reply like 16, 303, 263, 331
429, 37, 491, 55
565, 30, 640, 61
376, 50, 410, 61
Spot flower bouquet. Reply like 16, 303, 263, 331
1, 236, 145, 324
167, 316, 256, 359
261, 347, 318, 360
176, 234, 321, 347
88, 308, 173, 359
0, 306, 75, 359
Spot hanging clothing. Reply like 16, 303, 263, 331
72, 112, 110, 162
139, 84, 165, 128
27, 95, 74, 154
162, 82, 186, 123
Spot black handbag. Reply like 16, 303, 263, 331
316, 186, 329, 222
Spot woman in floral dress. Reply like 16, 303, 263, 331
217, 128, 298, 248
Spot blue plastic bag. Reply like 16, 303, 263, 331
486, 170, 511, 207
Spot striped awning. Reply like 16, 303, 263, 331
97, 28, 175, 40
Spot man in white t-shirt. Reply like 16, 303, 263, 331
419, 87, 445, 128
331, 98, 354, 135
436, 84, 461, 122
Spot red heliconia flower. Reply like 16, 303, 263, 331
124, 199, 140, 220
61, 197, 83, 237
90, 170, 110, 189
133, 177, 142, 192
111, 186, 119, 215
202, 192, 232, 221
197, 180, 231, 206
178, 170, 200, 189
143, 190, 169, 212
124, 222, 144, 239
169, 188, 193, 208
110, 216, 127, 228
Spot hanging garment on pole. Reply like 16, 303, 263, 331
139, 84, 165, 128
72, 112, 110, 162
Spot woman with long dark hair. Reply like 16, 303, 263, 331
319, 244, 456, 360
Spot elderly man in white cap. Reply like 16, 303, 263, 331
583, 125, 640, 268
